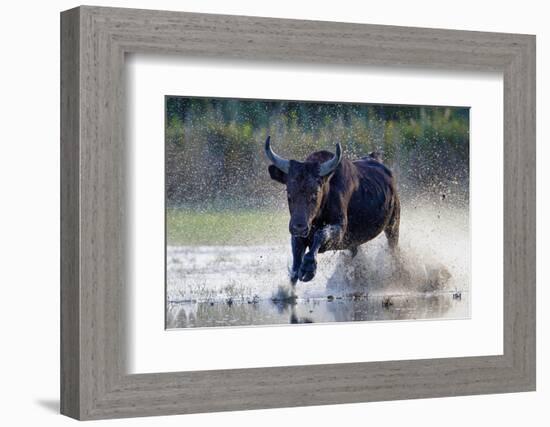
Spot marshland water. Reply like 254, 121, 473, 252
166, 203, 470, 329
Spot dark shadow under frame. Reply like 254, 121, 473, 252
61, 6, 535, 420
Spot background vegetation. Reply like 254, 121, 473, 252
165, 96, 469, 245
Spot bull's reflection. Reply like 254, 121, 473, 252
271, 299, 314, 324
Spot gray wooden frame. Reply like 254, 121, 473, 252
60, 5, 536, 420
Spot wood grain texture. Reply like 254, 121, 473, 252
60, 5, 536, 420
60, 7, 80, 419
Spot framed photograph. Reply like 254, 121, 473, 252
61, 6, 536, 420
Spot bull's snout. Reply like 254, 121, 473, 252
289, 220, 309, 237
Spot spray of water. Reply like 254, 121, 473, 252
324, 202, 468, 296
167, 200, 468, 299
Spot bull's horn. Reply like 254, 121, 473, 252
264, 136, 290, 174
319, 143, 343, 176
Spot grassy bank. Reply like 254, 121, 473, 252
166, 209, 289, 246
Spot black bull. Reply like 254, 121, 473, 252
265, 136, 400, 283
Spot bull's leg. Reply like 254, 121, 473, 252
299, 224, 344, 282
290, 236, 307, 285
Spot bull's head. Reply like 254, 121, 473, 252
265, 136, 342, 237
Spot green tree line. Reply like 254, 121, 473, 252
166, 97, 469, 209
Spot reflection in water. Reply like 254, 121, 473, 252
166, 293, 468, 329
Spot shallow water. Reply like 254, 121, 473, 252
166, 205, 470, 328
166, 293, 468, 329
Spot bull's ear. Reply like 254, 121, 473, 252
268, 165, 287, 184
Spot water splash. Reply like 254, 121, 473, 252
166, 201, 469, 327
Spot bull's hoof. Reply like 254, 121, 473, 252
299, 270, 316, 282
299, 256, 317, 282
